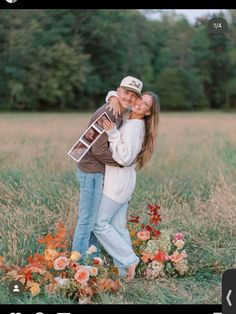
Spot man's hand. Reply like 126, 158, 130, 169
106, 96, 121, 119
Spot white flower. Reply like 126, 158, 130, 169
150, 260, 164, 271
87, 245, 97, 254
54, 277, 69, 286
82, 266, 91, 271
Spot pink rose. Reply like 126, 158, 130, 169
174, 233, 184, 241
74, 267, 90, 284
54, 256, 70, 270
137, 230, 151, 241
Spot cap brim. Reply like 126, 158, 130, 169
120, 86, 141, 96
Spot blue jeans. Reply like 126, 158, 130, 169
94, 194, 139, 273
72, 169, 104, 259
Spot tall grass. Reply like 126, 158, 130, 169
0, 111, 235, 304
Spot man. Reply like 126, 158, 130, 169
71, 76, 143, 262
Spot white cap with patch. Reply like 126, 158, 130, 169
120, 76, 143, 96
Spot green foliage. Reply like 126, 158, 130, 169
0, 9, 235, 111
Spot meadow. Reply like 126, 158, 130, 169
0, 111, 235, 304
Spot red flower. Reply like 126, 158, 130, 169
146, 225, 153, 231
128, 215, 140, 223
152, 229, 161, 239
149, 214, 161, 225
147, 204, 161, 225
153, 251, 166, 262
24, 269, 32, 282
147, 204, 160, 214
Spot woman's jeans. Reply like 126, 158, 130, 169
94, 194, 139, 272
72, 169, 104, 259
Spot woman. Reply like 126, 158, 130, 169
94, 91, 160, 282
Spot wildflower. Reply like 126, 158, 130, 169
53, 256, 70, 270
0, 256, 4, 267
28, 281, 41, 296
90, 267, 98, 277
70, 261, 80, 271
87, 245, 97, 255
170, 250, 187, 263
128, 203, 189, 279
174, 233, 184, 241
137, 230, 151, 241
44, 249, 59, 261
70, 251, 82, 261
93, 257, 103, 265
128, 215, 140, 223
144, 261, 165, 279
153, 251, 167, 262
74, 267, 90, 285
140, 251, 154, 263
54, 276, 69, 286
173, 259, 189, 275
173, 239, 185, 249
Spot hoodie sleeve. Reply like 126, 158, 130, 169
106, 122, 144, 166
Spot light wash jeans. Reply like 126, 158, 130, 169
94, 194, 139, 273
72, 169, 104, 260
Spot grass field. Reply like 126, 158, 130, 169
0, 111, 235, 304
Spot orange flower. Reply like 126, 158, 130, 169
53, 256, 70, 270
132, 239, 143, 246
0, 256, 4, 267
170, 251, 187, 263
153, 251, 166, 262
74, 267, 90, 284
137, 230, 150, 241
129, 228, 137, 238
27, 281, 41, 296
97, 278, 122, 292
140, 251, 154, 263
44, 249, 59, 261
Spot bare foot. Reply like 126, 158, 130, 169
125, 263, 138, 283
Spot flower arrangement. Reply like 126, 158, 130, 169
0, 222, 121, 304
128, 204, 189, 279
0, 203, 189, 303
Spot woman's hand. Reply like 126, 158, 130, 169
106, 96, 121, 119
102, 120, 116, 131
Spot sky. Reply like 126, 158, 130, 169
142, 9, 227, 24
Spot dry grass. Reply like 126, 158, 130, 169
0, 111, 235, 304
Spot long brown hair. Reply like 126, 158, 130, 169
136, 91, 160, 170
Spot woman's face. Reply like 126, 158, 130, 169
132, 94, 153, 116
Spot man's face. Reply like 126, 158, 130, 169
117, 87, 139, 109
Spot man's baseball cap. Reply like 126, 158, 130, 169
120, 76, 143, 96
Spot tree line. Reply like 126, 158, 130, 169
0, 9, 235, 111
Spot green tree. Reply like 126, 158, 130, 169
0, 10, 91, 110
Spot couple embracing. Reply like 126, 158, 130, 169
71, 76, 160, 282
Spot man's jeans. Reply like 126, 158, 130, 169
72, 169, 104, 260
94, 194, 139, 274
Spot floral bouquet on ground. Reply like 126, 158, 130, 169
0, 222, 122, 304
128, 203, 189, 279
